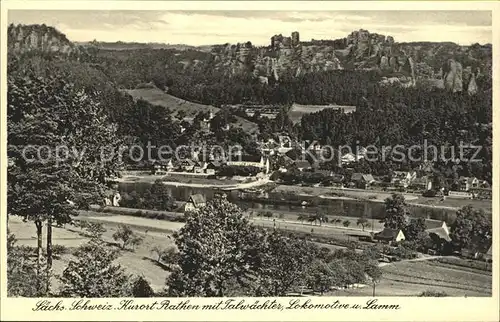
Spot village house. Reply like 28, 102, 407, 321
205, 160, 221, 175
178, 159, 195, 172
199, 112, 215, 130
350, 173, 375, 189
159, 159, 175, 172
458, 176, 479, 192
425, 220, 451, 242
193, 161, 205, 174
258, 138, 278, 154
411, 175, 433, 191
184, 194, 206, 213
391, 171, 417, 188
356, 147, 367, 160
275, 135, 293, 154
483, 246, 492, 262
373, 228, 406, 245
341, 153, 356, 165
226, 155, 270, 174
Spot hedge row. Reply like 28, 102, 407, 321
98, 207, 186, 222
435, 257, 492, 271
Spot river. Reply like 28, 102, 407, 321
118, 182, 459, 224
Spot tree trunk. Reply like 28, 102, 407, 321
35, 220, 43, 294
46, 217, 53, 294
35, 220, 43, 274
217, 280, 224, 297
46, 217, 53, 269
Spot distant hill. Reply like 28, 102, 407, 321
76, 41, 214, 52
76, 41, 198, 51
124, 87, 259, 134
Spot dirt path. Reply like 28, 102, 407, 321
378, 255, 445, 267
251, 216, 372, 235
158, 177, 270, 190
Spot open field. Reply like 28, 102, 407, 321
288, 103, 356, 123
125, 88, 259, 134
8, 216, 175, 292
82, 214, 185, 233
334, 259, 492, 297
413, 196, 492, 212
9, 213, 492, 297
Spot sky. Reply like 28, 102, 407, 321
8, 10, 492, 46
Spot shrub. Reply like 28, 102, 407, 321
419, 290, 448, 297
391, 245, 418, 259
161, 246, 180, 265
52, 245, 69, 256
112, 225, 143, 250
7, 235, 49, 297
59, 240, 130, 297
435, 257, 492, 272
84, 222, 107, 239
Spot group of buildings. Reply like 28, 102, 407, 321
147, 136, 490, 200
372, 221, 492, 262
152, 153, 271, 176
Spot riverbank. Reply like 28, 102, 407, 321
116, 174, 491, 213
118, 173, 270, 190
271, 184, 491, 212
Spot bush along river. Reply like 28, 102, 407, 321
118, 181, 459, 225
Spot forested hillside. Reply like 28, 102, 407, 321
7, 24, 493, 183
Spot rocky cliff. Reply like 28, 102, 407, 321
8, 24, 81, 58
9, 24, 491, 94
211, 32, 343, 82
210, 30, 418, 85
209, 29, 491, 92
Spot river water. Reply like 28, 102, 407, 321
118, 182, 459, 224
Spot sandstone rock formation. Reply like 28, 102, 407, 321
442, 59, 463, 92
207, 29, 489, 89
213, 31, 343, 81
8, 24, 80, 57
467, 73, 478, 95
